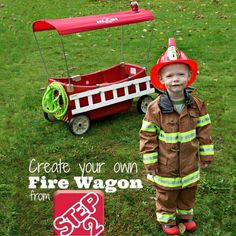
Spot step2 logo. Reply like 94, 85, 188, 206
53, 190, 104, 236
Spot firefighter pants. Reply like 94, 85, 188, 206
155, 186, 197, 225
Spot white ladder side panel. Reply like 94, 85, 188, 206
72, 88, 155, 115
75, 99, 80, 109
113, 89, 118, 99
100, 92, 105, 102
70, 76, 150, 100
88, 95, 93, 106
70, 76, 154, 115
146, 81, 151, 90
135, 84, 140, 93
124, 86, 129, 96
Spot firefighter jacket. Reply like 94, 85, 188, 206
139, 91, 214, 190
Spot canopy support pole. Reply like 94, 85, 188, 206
60, 35, 71, 84
120, 25, 124, 63
33, 32, 49, 78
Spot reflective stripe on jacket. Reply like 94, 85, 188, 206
139, 91, 214, 190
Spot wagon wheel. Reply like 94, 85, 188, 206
69, 115, 90, 135
137, 95, 153, 114
43, 112, 57, 122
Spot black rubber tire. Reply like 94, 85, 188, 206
69, 115, 90, 135
137, 95, 154, 114
43, 112, 57, 122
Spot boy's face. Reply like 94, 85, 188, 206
159, 63, 191, 94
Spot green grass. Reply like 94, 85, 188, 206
0, 0, 236, 235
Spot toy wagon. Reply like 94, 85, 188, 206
33, 3, 156, 135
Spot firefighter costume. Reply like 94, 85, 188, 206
139, 38, 214, 235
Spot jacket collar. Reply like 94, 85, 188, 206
159, 89, 193, 113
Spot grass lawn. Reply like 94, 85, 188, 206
0, 0, 236, 235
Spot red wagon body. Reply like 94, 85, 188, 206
48, 63, 148, 122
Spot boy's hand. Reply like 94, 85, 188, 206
200, 161, 211, 169
148, 170, 158, 175
145, 163, 158, 175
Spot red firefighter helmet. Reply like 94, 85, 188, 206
150, 37, 198, 90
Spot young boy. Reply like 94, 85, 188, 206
139, 38, 214, 235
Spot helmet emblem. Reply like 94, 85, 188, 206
167, 46, 179, 61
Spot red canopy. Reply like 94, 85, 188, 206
33, 9, 154, 35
